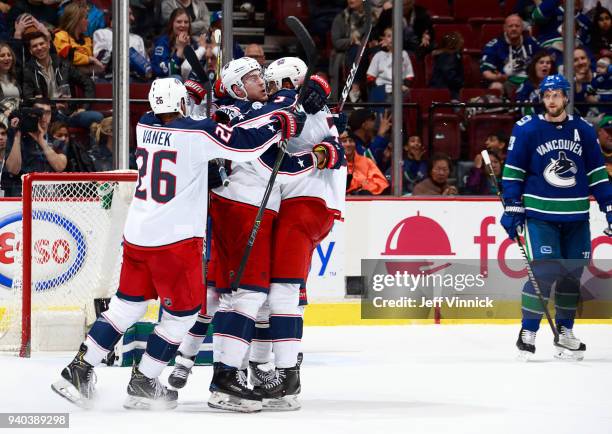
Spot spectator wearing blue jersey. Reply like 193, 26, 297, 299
592, 57, 612, 120
152, 7, 193, 78
532, 0, 592, 48
514, 51, 555, 115
480, 14, 540, 96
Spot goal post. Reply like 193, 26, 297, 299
0, 172, 138, 357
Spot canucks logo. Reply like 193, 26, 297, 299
543, 151, 577, 188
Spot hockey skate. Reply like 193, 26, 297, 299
516, 328, 536, 361
554, 326, 586, 361
258, 365, 301, 411
248, 361, 276, 387
208, 365, 262, 413
51, 344, 97, 408
123, 366, 178, 410
168, 352, 196, 389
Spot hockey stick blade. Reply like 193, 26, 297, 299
184, 46, 210, 85
338, 0, 372, 112
285, 16, 319, 103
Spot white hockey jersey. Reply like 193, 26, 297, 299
124, 111, 282, 247
283, 107, 347, 218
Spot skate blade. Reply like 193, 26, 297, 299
51, 379, 93, 409
123, 395, 178, 411
262, 395, 301, 411
207, 391, 262, 413
554, 348, 584, 361
516, 350, 534, 362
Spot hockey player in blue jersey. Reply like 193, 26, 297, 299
501, 74, 612, 361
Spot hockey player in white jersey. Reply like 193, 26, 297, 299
51, 77, 303, 410
251, 61, 347, 410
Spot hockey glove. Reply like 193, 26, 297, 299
313, 138, 345, 170
300, 75, 331, 114
270, 108, 306, 140
500, 199, 525, 240
214, 79, 227, 99
605, 204, 612, 236
332, 110, 348, 134
184, 79, 207, 105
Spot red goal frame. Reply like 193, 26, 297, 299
20, 172, 138, 357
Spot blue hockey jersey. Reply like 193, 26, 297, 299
502, 114, 612, 222
532, 0, 591, 47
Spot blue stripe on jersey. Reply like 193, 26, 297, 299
87, 316, 123, 352
212, 311, 255, 342
269, 315, 302, 340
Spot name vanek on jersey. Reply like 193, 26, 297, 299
502, 114, 612, 222
125, 111, 281, 247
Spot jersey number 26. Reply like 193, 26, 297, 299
134, 148, 177, 203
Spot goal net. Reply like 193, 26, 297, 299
0, 172, 138, 356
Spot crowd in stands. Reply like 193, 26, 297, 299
0, 0, 610, 198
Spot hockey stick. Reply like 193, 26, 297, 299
231, 16, 318, 290
184, 45, 230, 187
337, 0, 372, 112
481, 150, 568, 347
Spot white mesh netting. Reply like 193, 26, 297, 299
0, 176, 136, 353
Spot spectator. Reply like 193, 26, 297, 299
597, 125, 612, 177
592, 56, 612, 121
1, 117, 22, 197
87, 116, 113, 171
330, 0, 371, 100
0, 43, 22, 102
481, 14, 540, 96
514, 50, 555, 115
348, 108, 391, 165
7, 0, 60, 36
58, 0, 106, 37
413, 152, 458, 195
590, 3, 612, 57
152, 7, 194, 78
429, 31, 464, 100
93, 5, 152, 81
245, 43, 266, 67
53, 2, 105, 76
22, 31, 104, 129
375, 0, 433, 58
308, 0, 345, 45
572, 47, 598, 116
532, 0, 592, 48
208, 11, 244, 59
342, 128, 389, 195
10, 13, 53, 74
366, 26, 413, 104
161, 0, 210, 37
380, 134, 427, 194
465, 149, 503, 195
5, 99, 68, 190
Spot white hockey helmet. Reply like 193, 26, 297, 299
264, 57, 307, 91
221, 57, 262, 100
148, 77, 188, 116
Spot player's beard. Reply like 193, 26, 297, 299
546, 106, 565, 118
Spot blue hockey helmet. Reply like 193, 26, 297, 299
539, 74, 571, 97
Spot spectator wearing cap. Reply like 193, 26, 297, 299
161, 0, 210, 36
413, 152, 458, 196
349, 108, 392, 166
341, 128, 389, 195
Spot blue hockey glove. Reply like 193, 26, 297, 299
271, 108, 306, 140
332, 111, 348, 134
501, 199, 525, 240
605, 204, 612, 236
300, 75, 331, 114
313, 137, 345, 169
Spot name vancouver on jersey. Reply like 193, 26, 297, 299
502, 114, 612, 222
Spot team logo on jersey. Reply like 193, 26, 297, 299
251, 101, 263, 110
543, 151, 578, 188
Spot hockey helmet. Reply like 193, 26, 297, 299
148, 77, 188, 116
264, 57, 307, 91
221, 57, 262, 100
539, 74, 571, 98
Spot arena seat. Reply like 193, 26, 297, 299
467, 114, 516, 159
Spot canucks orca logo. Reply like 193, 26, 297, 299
543, 151, 577, 188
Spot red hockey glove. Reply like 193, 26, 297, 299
313, 137, 345, 169
270, 108, 306, 140
184, 79, 206, 105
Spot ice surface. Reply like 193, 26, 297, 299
1, 325, 611, 434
